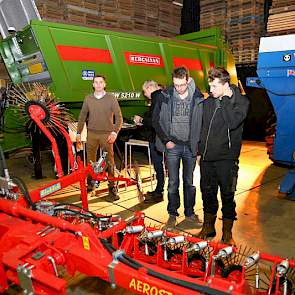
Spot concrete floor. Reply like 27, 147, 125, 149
4, 140, 295, 294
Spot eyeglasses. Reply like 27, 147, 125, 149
174, 83, 187, 88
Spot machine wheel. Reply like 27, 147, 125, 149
24, 100, 51, 124
188, 253, 206, 272
221, 264, 243, 284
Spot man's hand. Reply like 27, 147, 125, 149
197, 155, 201, 165
166, 141, 175, 149
133, 115, 143, 126
107, 132, 117, 144
223, 86, 233, 98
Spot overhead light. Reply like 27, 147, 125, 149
172, 1, 183, 7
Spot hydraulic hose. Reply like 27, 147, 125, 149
0, 145, 7, 177
12, 176, 35, 209
100, 239, 230, 295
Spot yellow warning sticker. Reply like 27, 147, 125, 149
82, 236, 90, 250
29, 63, 43, 74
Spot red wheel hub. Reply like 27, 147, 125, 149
28, 104, 46, 120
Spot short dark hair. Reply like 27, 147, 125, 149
172, 66, 189, 80
208, 67, 230, 84
93, 75, 106, 81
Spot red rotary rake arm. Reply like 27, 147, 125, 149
27, 158, 90, 209
55, 121, 76, 172
28, 101, 137, 185
20, 157, 139, 211
29, 110, 65, 178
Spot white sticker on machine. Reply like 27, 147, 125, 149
82, 70, 95, 80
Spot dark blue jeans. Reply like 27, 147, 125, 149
166, 144, 196, 217
149, 141, 165, 193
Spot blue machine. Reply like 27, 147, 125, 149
247, 34, 295, 198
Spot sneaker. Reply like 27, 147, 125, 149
144, 191, 163, 203
185, 214, 203, 228
163, 215, 177, 230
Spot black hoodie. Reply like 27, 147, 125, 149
199, 85, 249, 161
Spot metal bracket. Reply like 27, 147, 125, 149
16, 263, 35, 295
107, 250, 124, 289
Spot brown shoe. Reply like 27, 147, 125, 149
221, 218, 236, 246
105, 193, 120, 202
162, 215, 177, 231
185, 214, 203, 228
197, 213, 217, 240
105, 187, 120, 202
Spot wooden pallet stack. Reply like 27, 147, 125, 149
35, 0, 181, 38
118, 0, 134, 31
145, 0, 160, 35
133, 0, 148, 32
35, 0, 65, 21
159, 0, 182, 37
200, 0, 265, 64
226, 0, 265, 64
267, 0, 295, 36
99, 0, 120, 29
200, 0, 227, 35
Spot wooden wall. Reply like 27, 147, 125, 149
267, 0, 295, 36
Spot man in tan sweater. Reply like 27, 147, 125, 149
76, 75, 123, 201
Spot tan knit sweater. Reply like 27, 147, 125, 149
77, 93, 123, 134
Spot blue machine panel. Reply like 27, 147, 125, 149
247, 34, 295, 198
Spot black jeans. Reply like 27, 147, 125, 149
200, 159, 239, 220
149, 141, 165, 193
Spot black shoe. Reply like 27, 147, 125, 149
144, 191, 163, 203
146, 190, 163, 196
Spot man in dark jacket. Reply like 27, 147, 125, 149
133, 80, 165, 203
153, 67, 204, 229
198, 67, 249, 245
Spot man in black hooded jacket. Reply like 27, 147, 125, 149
198, 67, 249, 245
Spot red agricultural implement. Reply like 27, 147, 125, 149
0, 185, 294, 295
